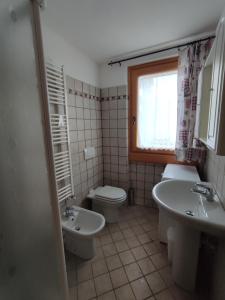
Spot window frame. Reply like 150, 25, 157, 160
128, 57, 179, 163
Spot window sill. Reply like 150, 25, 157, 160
129, 151, 198, 166
129, 151, 177, 164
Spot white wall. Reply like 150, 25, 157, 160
41, 23, 99, 87
0, 1, 67, 299
99, 49, 178, 88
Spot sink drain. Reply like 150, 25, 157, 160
185, 210, 194, 217
75, 225, 81, 231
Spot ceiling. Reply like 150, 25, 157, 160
43, 0, 225, 63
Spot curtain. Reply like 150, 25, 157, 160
137, 71, 177, 150
175, 39, 213, 163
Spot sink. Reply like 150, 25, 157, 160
152, 179, 225, 292
152, 179, 225, 236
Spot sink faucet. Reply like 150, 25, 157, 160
63, 206, 74, 217
191, 183, 214, 202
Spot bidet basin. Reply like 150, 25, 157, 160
61, 206, 105, 259
61, 206, 105, 237
152, 179, 225, 236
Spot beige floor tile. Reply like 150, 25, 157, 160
77, 279, 96, 300
126, 237, 141, 248
146, 271, 166, 294
110, 267, 128, 288
99, 227, 110, 236
115, 240, 129, 252
159, 266, 174, 287
132, 224, 145, 235
115, 283, 136, 300
143, 242, 159, 256
138, 257, 155, 275
111, 231, 124, 242
100, 234, 113, 246
118, 221, 129, 230
130, 277, 152, 300
102, 243, 117, 257
148, 229, 159, 241
91, 247, 104, 262
94, 273, 113, 296
154, 241, 167, 253
142, 223, 155, 232
155, 289, 175, 300
122, 228, 135, 238
137, 217, 149, 225
128, 219, 139, 227
77, 263, 92, 283
108, 223, 120, 233
151, 253, 168, 269
95, 237, 101, 247
92, 259, 108, 277
119, 250, 135, 265
124, 262, 143, 281
97, 290, 116, 300
138, 232, 152, 245
131, 246, 148, 260
106, 254, 122, 271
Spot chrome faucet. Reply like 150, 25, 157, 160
191, 183, 214, 202
63, 206, 74, 217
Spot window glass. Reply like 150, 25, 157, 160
137, 70, 178, 150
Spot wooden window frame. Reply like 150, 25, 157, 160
128, 57, 179, 164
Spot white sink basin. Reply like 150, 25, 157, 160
152, 179, 225, 291
152, 179, 225, 236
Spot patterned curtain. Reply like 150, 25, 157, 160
175, 39, 213, 164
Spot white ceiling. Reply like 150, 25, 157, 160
43, 0, 225, 63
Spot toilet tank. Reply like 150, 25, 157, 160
162, 164, 200, 182
159, 164, 200, 243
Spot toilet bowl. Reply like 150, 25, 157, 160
61, 205, 105, 259
88, 186, 127, 223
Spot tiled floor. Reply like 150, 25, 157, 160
66, 205, 208, 300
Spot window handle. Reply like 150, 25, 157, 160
132, 116, 136, 126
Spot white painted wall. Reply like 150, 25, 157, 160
41, 23, 99, 87
99, 49, 178, 88
0, 1, 67, 299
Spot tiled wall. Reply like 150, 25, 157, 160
66, 76, 103, 206
101, 85, 165, 207
130, 162, 165, 207
65, 80, 166, 208
205, 150, 225, 207
101, 86, 129, 191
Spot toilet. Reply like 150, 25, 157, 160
88, 186, 127, 223
159, 164, 200, 243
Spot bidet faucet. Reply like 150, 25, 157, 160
63, 206, 74, 217
191, 183, 214, 202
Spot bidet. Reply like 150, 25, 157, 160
61, 206, 105, 259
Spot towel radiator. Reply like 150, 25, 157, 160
46, 61, 74, 203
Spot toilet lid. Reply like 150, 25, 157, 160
95, 186, 126, 201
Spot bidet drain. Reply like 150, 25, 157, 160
75, 225, 80, 231
185, 210, 194, 216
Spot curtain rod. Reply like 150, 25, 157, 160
108, 35, 215, 66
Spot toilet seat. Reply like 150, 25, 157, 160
89, 186, 127, 223
93, 186, 126, 205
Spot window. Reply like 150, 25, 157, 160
128, 57, 178, 163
